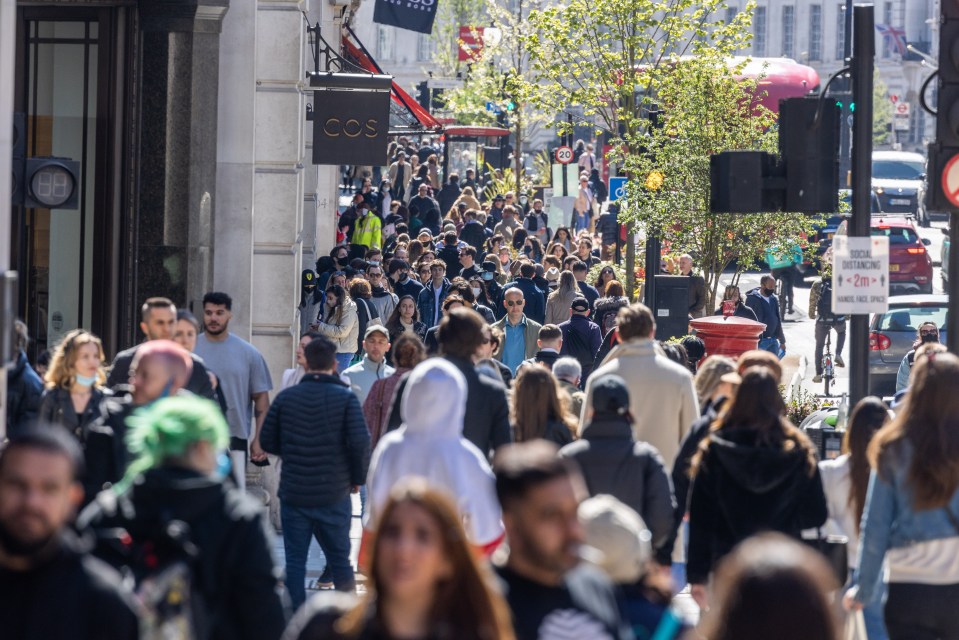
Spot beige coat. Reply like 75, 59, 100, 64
545, 289, 578, 326
581, 338, 698, 469
316, 298, 359, 355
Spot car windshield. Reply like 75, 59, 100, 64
877, 306, 947, 332
872, 160, 924, 180
871, 225, 918, 245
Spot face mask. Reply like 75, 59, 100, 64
75, 374, 98, 388
472, 287, 482, 297
762, 287, 775, 296
482, 272, 494, 281
921, 332, 939, 344
215, 451, 232, 480
399, 273, 410, 283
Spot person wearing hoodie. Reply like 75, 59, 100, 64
686, 366, 827, 609
364, 358, 505, 564
79, 395, 289, 640
560, 374, 677, 566
744, 274, 787, 356
297, 269, 324, 337
316, 284, 360, 373
365, 264, 397, 321
583, 303, 698, 467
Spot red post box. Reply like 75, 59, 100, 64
688, 315, 767, 364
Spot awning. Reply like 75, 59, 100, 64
342, 27, 442, 134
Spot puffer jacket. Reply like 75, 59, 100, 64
6, 350, 43, 436
560, 416, 677, 564
316, 299, 360, 354
260, 373, 371, 507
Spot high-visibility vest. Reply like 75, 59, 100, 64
352, 213, 382, 249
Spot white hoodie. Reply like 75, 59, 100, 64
365, 359, 504, 547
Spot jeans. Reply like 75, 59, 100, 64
281, 497, 355, 610
884, 582, 959, 640
815, 319, 847, 375
335, 352, 353, 374
758, 336, 781, 356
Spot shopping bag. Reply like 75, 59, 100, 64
843, 610, 867, 640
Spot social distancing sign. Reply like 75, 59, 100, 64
832, 235, 890, 315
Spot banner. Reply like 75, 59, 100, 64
309, 73, 393, 166
373, 0, 438, 35
458, 26, 485, 62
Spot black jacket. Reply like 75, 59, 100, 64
436, 243, 462, 277
686, 428, 827, 584
712, 301, 759, 321
386, 355, 511, 456
437, 182, 461, 215
260, 374, 370, 508
0, 533, 139, 640
392, 276, 424, 301
459, 220, 490, 252
107, 344, 216, 400
6, 350, 43, 436
671, 398, 724, 526
744, 288, 785, 343
560, 416, 677, 564
523, 350, 561, 371
80, 467, 288, 640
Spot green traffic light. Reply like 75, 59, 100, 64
849, 102, 855, 113
506, 101, 516, 111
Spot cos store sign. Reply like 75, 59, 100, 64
309, 72, 393, 166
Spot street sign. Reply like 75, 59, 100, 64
894, 117, 911, 131
427, 78, 462, 90
552, 163, 579, 195
832, 235, 890, 314
609, 177, 627, 202
895, 102, 910, 116
485, 101, 501, 114
942, 153, 959, 208
555, 145, 573, 164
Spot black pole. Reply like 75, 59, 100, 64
849, 5, 874, 403
644, 235, 660, 308
949, 220, 959, 355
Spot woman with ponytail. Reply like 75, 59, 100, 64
78, 396, 288, 639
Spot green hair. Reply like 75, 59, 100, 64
116, 396, 229, 493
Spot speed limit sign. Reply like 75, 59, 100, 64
555, 146, 573, 164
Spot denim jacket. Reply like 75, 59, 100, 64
853, 439, 959, 605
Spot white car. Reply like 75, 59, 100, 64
872, 150, 929, 227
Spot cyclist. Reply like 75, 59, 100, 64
808, 267, 846, 383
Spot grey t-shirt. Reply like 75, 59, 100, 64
195, 333, 273, 439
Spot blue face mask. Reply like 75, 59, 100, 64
75, 374, 98, 387
215, 451, 232, 480
482, 272, 494, 281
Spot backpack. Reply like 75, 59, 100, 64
817, 280, 840, 320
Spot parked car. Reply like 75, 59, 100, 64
809, 191, 883, 266
943, 226, 951, 289
868, 295, 948, 396
834, 216, 933, 294
871, 150, 929, 227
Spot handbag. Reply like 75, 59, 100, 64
804, 528, 849, 586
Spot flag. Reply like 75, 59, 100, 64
876, 23, 908, 56
373, 0, 438, 35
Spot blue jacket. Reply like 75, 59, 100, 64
6, 350, 43, 437
260, 373, 370, 508
853, 438, 959, 605
416, 279, 451, 329
744, 287, 785, 343
503, 278, 546, 324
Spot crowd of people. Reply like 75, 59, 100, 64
3, 143, 959, 640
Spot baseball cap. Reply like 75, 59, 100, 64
591, 374, 630, 416
364, 324, 389, 340
579, 495, 652, 584
482, 260, 499, 273
301, 269, 317, 287
570, 297, 590, 312
545, 267, 560, 283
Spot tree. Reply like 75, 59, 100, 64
873, 70, 894, 146
521, 0, 818, 303
428, 0, 490, 78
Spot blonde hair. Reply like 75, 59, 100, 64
44, 329, 107, 389
694, 355, 737, 410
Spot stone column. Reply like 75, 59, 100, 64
137, 0, 229, 311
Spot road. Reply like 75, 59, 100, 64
732, 215, 948, 401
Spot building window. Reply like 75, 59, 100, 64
808, 5, 822, 61
882, 1, 893, 59
782, 6, 795, 58
836, 3, 847, 61
726, 6, 738, 24
753, 6, 767, 56
417, 34, 432, 62
377, 26, 393, 61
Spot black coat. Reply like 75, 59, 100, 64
437, 182, 461, 215
0, 533, 139, 640
459, 220, 489, 252
713, 301, 759, 321
560, 416, 677, 564
671, 398, 723, 524
80, 467, 289, 640
686, 428, 827, 584
386, 355, 511, 456
392, 276, 424, 302
6, 350, 43, 436
107, 344, 216, 400
260, 374, 371, 508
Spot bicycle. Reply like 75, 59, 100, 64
821, 329, 835, 397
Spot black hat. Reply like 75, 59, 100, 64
493, 194, 505, 202
302, 269, 317, 287
482, 260, 499, 273
570, 297, 590, 312
591, 374, 630, 416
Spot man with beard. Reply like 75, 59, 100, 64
106, 297, 215, 399
0, 428, 139, 639
194, 291, 273, 489
493, 441, 631, 640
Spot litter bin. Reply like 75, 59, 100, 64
688, 315, 766, 362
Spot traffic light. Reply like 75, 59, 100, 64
833, 90, 855, 114
927, 2, 959, 211
778, 96, 840, 212
416, 81, 430, 111
10, 113, 82, 209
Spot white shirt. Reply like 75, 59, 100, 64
432, 283, 444, 326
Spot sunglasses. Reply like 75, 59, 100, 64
506, 300, 525, 307
368, 272, 383, 277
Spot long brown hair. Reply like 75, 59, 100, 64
693, 366, 817, 477
337, 480, 515, 640
870, 351, 959, 509
45, 329, 107, 389
510, 366, 578, 442
842, 397, 889, 531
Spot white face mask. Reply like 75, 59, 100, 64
472, 287, 482, 297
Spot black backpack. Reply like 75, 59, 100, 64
817, 280, 838, 320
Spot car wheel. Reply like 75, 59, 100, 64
919, 283, 933, 294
